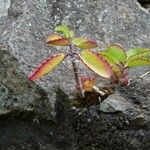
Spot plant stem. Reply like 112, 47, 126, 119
69, 45, 84, 98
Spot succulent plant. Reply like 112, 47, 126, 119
28, 25, 112, 98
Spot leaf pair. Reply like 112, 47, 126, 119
28, 24, 150, 90
99, 44, 150, 85
100, 44, 150, 68
29, 25, 112, 82
28, 50, 112, 81
46, 25, 98, 49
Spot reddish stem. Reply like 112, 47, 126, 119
69, 45, 84, 98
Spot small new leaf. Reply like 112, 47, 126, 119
79, 50, 112, 78
55, 25, 74, 39
46, 34, 70, 46
81, 76, 96, 92
28, 53, 65, 80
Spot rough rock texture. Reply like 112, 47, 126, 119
0, 0, 150, 149
0, 48, 52, 119
0, 79, 150, 149
0, 0, 10, 18
0, 0, 150, 97
99, 95, 134, 113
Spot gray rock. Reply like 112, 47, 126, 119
0, 0, 10, 18
0, 0, 150, 149
0, 64, 150, 149
100, 93, 150, 128
129, 114, 150, 128
99, 94, 134, 113
0, 48, 52, 119
0, 0, 150, 100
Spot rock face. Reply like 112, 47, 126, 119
0, 0, 10, 18
0, 0, 150, 96
0, 0, 150, 149
99, 95, 134, 113
0, 48, 52, 119
1, 79, 150, 150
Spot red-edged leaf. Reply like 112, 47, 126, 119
79, 41, 98, 49
127, 57, 150, 67
79, 50, 112, 78
127, 48, 150, 61
46, 34, 70, 46
72, 37, 98, 49
106, 44, 127, 64
28, 53, 65, 80
81, 76, 96, 92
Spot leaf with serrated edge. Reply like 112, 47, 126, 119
28, 53, 65, 80
46, 34, 62, 42
79, 50, 112, 78
72, 37, 98, 49
107, 44, 127, 64
46, 34, 70, 46
127, 57, 150, 67
127, 48, 150, 61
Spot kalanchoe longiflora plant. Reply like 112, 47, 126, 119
28, 25, 112, 98
99, 44, 150, 86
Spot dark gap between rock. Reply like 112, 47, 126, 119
137, 0, 150, 10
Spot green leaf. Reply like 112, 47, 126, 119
72, 37, 98, 49
127, 57, 150, 67
99, 50, 121, 65
127, 48, 150, 61
79, 50, 112, 78
28, 53, 65, 80
106, 44, 127, 64
72, 37, 87, 45
55, 25, 74, 39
